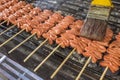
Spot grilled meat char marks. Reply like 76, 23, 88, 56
0, 0, 119, 74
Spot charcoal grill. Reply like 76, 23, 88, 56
0, 0, 120, 80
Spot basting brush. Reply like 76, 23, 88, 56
80, 0, 113, 41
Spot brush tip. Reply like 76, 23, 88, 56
80, 18, 107, 41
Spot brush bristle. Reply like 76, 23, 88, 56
80, 18, 107, 41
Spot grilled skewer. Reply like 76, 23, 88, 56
0, 29, 24, 47
8, 10, 53, 53
100, 34, 120, 80
7, 4, 34, 25
50, 48, 76, 79
0, 1, 27, 21
0, 0, 12, 5
33, 20, 83, 72
0, 21, 7, 25
33, 44, 60, 71
24, 16, 74, 61
0, 1, 118, 80
75, 57, 91, 80
42, 16, 75, 44
0, 0, 19, 12
75, 28, 113, 80
23, 13, 63, 62
100, 67, 108, 80
24, 39, 48, 62
0, 25, 16, 36
8, 33, 36, 54
50, 21, 84, 78
0, 5, 33, 46
0, 5, 35, 47
24, 16, 72, 62
49, 20, 113, 79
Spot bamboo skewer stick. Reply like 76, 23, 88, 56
8, 33, 36, 54
75, 56, 91, 80
50, 48, 76, 79
0, 29, 25, 47
0, 25, 16, 36
0, 21, 7, 25
23, 39, 48, 62
34, 44, 61, 72
99, 67, 108, 80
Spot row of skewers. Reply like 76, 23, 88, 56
0, 0, 120, 80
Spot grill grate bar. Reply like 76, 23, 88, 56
99, 67, 109, 80
23, 39, 48, 62
0, 0, 120, 79
8, 33, 36, 54
0, 25, 16, 36
0, 53, 43, 80
34, 44, 60, 72
75, 57, 91, 80
0, 21, 7, 26
0, 21, 115, 78
0, 29, 25, 48
51, 48, 75, 79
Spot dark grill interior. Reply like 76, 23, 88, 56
0, 0, 120, 80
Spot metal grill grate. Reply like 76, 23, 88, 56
0, 53, 43, 80
0, 0, 120, 80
